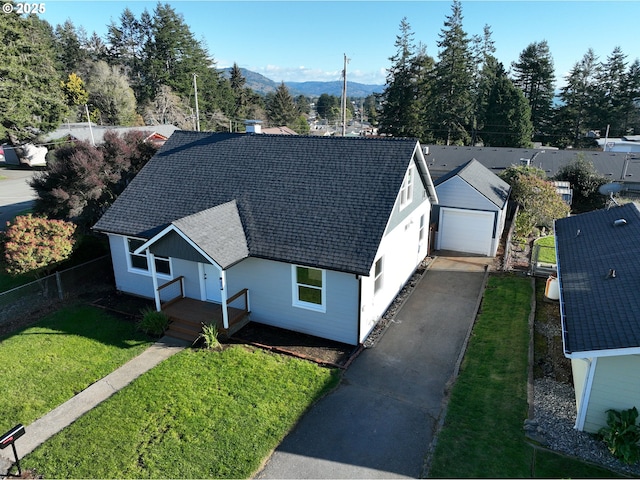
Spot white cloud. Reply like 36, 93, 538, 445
252, 64, 386, 85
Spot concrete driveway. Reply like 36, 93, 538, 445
256, 255, 490, 479
0, 164, 37, 230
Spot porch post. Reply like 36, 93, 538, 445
148, 249, 161, 311
220, 270, 229, 329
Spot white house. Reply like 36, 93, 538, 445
94, 132, 438, 345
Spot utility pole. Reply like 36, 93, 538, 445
341, 54, 349, 136
193, 73, 201, 131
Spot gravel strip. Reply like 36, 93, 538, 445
533, 377, 640, 476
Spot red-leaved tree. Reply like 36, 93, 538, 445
2, 214, 76, 276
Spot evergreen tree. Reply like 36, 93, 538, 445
265, 82, 299, 127
481, 63, 533, 147
470, 25, 497, 145
432, 0, 474, 145
316, 94, 341, 122
53, 20, 88, 74
105, 8, 147, 84
377, 17, 422, 138
511, 41, 556, 143
620, 59, 640, 135
0, 7, 66, 142
594, 47, 628, 136
554, 154, 607, 213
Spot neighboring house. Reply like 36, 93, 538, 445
433, 159, 511, 257
94, 132, 438, 345
43, 123, 178, 147
555, 202, 640, 433
424, 145, 640, 183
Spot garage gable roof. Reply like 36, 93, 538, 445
556, 202, 640, 356
434, 159, 510, 208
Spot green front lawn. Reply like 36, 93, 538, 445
0, 305, 153, 432
22, 346, 340, 478
428, 275, 619, 478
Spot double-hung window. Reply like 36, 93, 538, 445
374, 257, 384, 293
292, 265, 326, 312
399, 167, 414, 209
127, 237, 171, 276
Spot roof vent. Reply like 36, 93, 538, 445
614, 218, 627, 226
422, 146, 430, 155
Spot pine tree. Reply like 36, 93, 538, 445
0, 8, 66, 142
265, 82, 299, 127
481, 63, 533, 147
594, 47, 628, 136
619, 59, 640, 135
511, 41, 556, 143
432, 0, 474, 145
377, 17, 422, 138
555, 49, 601, 147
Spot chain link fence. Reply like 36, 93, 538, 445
0, 256, 114, 328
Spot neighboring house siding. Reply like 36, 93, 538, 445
385, 163, 428, 234
436, 176, 499, 212
226, 257, 360, 345
583, 355, 640, 433
359, 198, 431, 343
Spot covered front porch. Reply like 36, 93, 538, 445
158, 277, 250, 342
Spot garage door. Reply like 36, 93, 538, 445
438, 208, 494, 256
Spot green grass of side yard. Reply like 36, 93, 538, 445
428, 275, 619, 478
534, 235, 556, 264
21, 346, 341, 479
0, 304, 153, 432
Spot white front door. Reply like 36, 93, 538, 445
204, 263, 222, 303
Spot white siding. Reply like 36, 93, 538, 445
582, 355, 640, 433
226, 257, 360, 345
359, 197, 432, 343
571, 358, 589, 418
437, 208, 495, 256
108, 234, 155, 298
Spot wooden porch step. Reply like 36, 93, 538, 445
166, 317, 203, 343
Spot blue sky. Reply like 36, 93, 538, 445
40, 0, 640, 86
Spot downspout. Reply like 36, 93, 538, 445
575, 357, 597, 431
356, 274, 362, 344
148, 249, 161, 311
220, 270, 229, 329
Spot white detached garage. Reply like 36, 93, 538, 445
434, 159, 511, 257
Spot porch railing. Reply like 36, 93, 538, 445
157, 276, 185, 308
227, 288, 250, 328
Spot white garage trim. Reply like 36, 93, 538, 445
438, 207, 495, 256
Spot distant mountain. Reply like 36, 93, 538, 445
221, 67, 384, 98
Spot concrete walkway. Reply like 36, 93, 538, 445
256, 255, 490, 479
0, 337, 188, 475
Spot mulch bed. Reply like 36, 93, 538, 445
229, 322, 362, 369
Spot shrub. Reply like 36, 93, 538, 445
138, 307, 169, 337
197, 323, 220, 350
599, 407, 640, 464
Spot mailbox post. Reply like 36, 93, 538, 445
0, 424, 25, 475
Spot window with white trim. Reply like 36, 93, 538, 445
418, 215, 425, 243
292, 265, 326, 312
374, 257, 384, 293
126, 238, 171, 276
399, 167, 414, 209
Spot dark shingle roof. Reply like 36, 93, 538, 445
555, 202, 640, 355
434, 159, 510, 208
94, 131, 421, 276
425, 145, 637, 181
171, 200, 248, 269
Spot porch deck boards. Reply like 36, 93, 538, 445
162, 298, 248, 342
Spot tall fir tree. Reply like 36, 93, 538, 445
594, 47, 628, 136
511, 41, 556, 143
377, 18, 423, 138
480, 63, 533, 147
555, 49, 601, 147
265, 82, 299, 127
432, 0, 474, 145
0, 6, 66, 142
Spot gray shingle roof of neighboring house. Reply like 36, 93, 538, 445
555, 202, 640, 356
425, 145, 639, 182
434, 158, 510, 208
43, 124, 179, 145
94, 131, 424, 276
